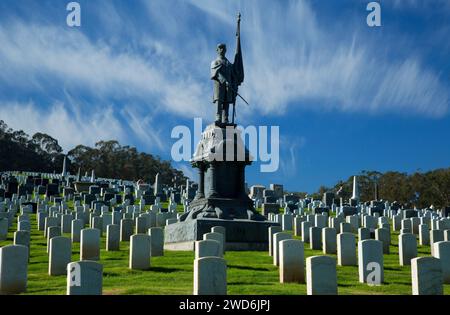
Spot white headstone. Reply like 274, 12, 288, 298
49, 237, 72, 276
0, 245, 28, 294
432, 241, 450, 284
120, 218, 134, 242
346, 215, 359, 233
129, 234, 151, 270
294, 217, 304, 237
193, 257, 227, 295
419, 224, 430, 246
279, 239, 304, 284
322, 227, 337, 254
401, 219, 412, 231
14, 230, 30, 249
375, 228, 390, 254
106, 224, 120, 251
337, 233, 356, 266
411, 217, 420, 235
306, 255, 337, 295
47, 226, 61, 253
18, 220, 31, 232
44, 217, 58, 238
301, 221, 311, 243
273, 232, 291, 266
358, 227, 371, 241
91, 217, 103, 236
211, 226, 226, 242
411, 257, 443, 295
358, 240, 384, 284
282, 214, 293, 231
195, 239, 221, 259
430, 230, 444, 256
444, 229, 450, 242
37, 212, 48, 231
148, 227, 164, 256
364, 216, 377, 230
67, 261, 103, 295
80, 228, 100, 261
61, 214, 73, 234
135, 216, 148, 234
340, 222, 353, 234
315, 215, 327, 229
71, 219, 83, 243
268, 226, 282, 256
203, 232, 224, 257
399, 233, 417, 266
392, 215, 401, 231
310, 227, 322, 250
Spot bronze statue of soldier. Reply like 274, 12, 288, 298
210, 13, 245, 125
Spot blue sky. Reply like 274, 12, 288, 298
0, 0, 449, 193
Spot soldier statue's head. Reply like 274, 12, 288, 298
216, 43, 227, 57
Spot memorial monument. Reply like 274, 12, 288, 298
165, 13, 279, 251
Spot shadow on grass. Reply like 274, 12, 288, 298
25, 286, 66, 294
104, 257, 126, 261
104, 271, 122, 277
29, 260, 45, 265
228, 282, 272, 285
227, 265, 271, 272
384, 266, 403, 271
150, 266, 184, 273
338, 283, 354, 288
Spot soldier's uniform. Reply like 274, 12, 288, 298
211, 56, 238, 124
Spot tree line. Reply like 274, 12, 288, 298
0, 120, 187, 186
310, 170, 450, 208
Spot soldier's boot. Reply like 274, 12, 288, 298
222, 103, 229, 124
215, 103, 222, 123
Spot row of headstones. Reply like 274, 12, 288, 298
1, 196, 229, 295
269, 210, 449, 231
0, 179, 188, 223
39, 206, 178, 235
268, 224, 450, 294
269, 212, 383, 234
289, 215, 450, 264
269, 212, 450, 253
3, 202, 177, 239
0, 224, 227, 295
0, 200, 24, 238
0, 224, 165, 294
0, 179, 179, 213
1, 199, 168, 291
70, 225, 228, 295
1, 193, 180, 248
184, 220, 446, 295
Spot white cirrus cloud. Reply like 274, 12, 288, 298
0, 101, 124, 152
0, 20, 209, 119
189, 0, 450, 118
0, 0, 448, 134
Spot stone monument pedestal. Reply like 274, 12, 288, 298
165, 218, 277, 251
164, 123, 279, 251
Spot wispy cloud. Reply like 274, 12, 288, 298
200, 0, 449, 118
0, 100, 124, 152
120, 106, 165, 151
278, 135, 306, 179
0, 19, 208, 118
0, 0, 448, 158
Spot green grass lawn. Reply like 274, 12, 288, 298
1, 210, 449, 295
